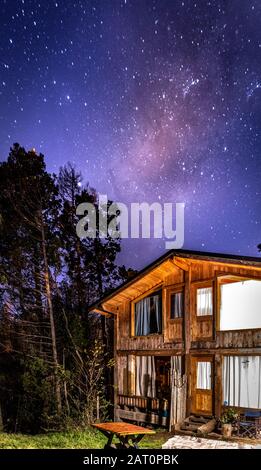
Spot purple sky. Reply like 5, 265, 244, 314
0, 0, 260, 269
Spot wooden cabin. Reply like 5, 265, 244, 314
92, 250, 261, 430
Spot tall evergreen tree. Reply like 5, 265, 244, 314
0, 146, 131, 432
0, 144, 62, 422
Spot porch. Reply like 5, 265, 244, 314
115, 355, 187, 429
116, 394, 169, 427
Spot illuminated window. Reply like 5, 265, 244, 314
197, 287, 213, 316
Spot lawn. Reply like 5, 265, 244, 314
0, 428, 168, 449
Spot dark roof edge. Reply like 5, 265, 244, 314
88, 249, 261, 311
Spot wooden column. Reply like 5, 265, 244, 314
184, 268, 192, 416
214, 353, 222, 418
162, 287, 168, 342
128, 354, 136, 395
114, 315, 117, 420
184, 268, 191, 354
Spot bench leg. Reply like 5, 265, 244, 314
132, 434, 145, 449
100, 431, 116, 449
118, 434, 145, 449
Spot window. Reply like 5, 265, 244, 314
170, 291, 184, 319
220, 279, 261, 331
223, 356, 261, 409
196, 361, 212, 390
197, 287, 213, 316
134, 291, 162, 336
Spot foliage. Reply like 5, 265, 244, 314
19, 358, 56, 433
220, 407, 239, 425
0, 144, 130, 433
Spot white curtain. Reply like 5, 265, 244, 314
171, 292, 183, 318
169, 356, 186, 429
196, 361, 211, 389
220, 280, 261, 330
135, 356, 156, 397
171, 355, 182, 373
135, 297, 150, 336
135, 294, 161, 335
223, 356, 261, 409
197, 287, 213, 316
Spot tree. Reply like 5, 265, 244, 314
0, 144, 62, 419
0, 146, 131, 432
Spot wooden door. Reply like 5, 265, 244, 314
191, 356, 213, 416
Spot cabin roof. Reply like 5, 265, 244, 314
89, 249, 261, 315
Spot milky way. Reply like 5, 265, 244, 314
0, 0, 261, 268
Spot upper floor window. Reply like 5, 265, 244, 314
220, 279, 261, 331
197, 287, 213, 316
134, 291, 162, 336
170, 291, 184, 319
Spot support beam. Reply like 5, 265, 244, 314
128, 355, 136, 395
172, 257, 190, 271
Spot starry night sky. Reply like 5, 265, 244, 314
0, 0, 260, 269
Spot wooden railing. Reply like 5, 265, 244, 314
116, 394, 169, 426
118, 394, 169, 412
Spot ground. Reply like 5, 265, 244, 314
0, 429, 168, 449
1, 429, 260, 449
163, 435, 257, 449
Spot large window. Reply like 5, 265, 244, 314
220, 279, 261, 331
134, 291, 162, 336
170, 291, 184, 319
223, 356, 261, 409
197, 287, 213, 316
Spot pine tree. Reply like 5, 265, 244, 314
0, 144, 62, 419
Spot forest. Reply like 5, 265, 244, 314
0, 144, 133, 434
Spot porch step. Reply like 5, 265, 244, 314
179, 415, 215, 434
187, 415, 211, 424
180, 423, 201, 432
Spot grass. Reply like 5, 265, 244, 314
0, 428, 168, 449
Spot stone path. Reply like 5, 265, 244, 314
162, 435, 256, 449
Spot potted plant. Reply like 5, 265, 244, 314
220, 408, 239, 438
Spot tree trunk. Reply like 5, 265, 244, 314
0, 402, 3, 432
63, 349, 70, 415
40, 211, 62, 414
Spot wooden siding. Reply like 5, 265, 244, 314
115, 258, 261, 353
191, 329, 261, 350
108, 255, 261, 419
117, 334, 184, 352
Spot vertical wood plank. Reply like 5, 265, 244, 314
128, 354, 136, 395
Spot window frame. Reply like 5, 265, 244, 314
131, 287, 163, 338
221, 353, 261, 410
168, 287, 185, 322
195, 281, 214, 320
196, 360, 212, 391
217, 274, 261, 332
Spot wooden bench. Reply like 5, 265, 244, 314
92, 422, 155, 449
